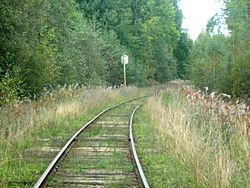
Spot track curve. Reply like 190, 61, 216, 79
34, 97, 149, 188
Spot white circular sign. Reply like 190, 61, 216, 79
121, 54, 128, 65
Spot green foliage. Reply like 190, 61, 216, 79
189, 0, 250, 98
174, 31, 193, 79
77, 0, 183, 83
0, 71, 22, 105
189, 33, 228, 90
231, 55, 250, 98
0, 0, 185, 104
225, 0, 250, 98
1, 0, 61, 97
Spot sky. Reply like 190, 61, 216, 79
179, 0, 224, 40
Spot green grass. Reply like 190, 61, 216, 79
0, 113, 96, 186
134, 108, 194, 187
0, 86, 149, 187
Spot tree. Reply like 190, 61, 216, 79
174, 30, 193, 79
189, 32, 228, 91
188, 0, 250, 98
0, 0, 186, 104
225, 0, 250, 98
76, 0, 182, 84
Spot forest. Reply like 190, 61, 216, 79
0, 0, 249, 105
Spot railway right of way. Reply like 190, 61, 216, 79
34, 97, 150, 188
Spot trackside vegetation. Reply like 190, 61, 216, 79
1, 0, 249, 104
134, 85, 249, 187
0, 86, 148, 187
0, 0, 249, 187
189, 0, 250, 99
0, 0, 191, 105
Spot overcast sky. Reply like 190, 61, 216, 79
179, 0, 224, 40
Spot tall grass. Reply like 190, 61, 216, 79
145, 86, 249, 187
0, 85, 141, 141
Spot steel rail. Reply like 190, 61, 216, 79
33, 96, 147, 188
129, 100, 150, 188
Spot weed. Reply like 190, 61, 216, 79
0, 85, 146, 187
135, 85, 249, 187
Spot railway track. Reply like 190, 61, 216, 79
34, 97, 149, 188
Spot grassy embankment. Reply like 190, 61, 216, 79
135, 84, 249, 187
0, 85, 147, 187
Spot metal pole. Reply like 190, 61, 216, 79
124, 62, 126, 87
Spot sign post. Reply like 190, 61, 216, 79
121, 53, 128, 87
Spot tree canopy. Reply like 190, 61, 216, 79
2, 0, 248, 104
189, 0, 250, 99
1, 0, 191, 105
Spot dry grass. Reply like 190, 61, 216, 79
0, 85, 147, 186
0, 86, 141, 141
145, 86, 249, 187
182, 86, 249, 136
0, 85, 141, 168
